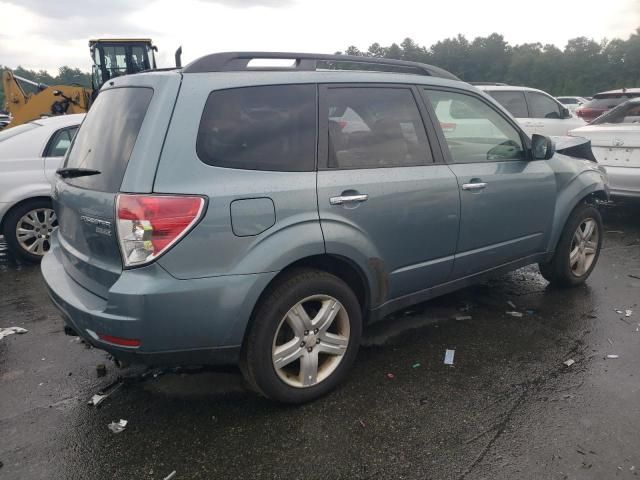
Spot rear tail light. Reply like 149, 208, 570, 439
116, 194, 205, 268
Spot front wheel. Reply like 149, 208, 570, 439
539, 203, 603, 287
242, 269, 362, 404
2, 199, 58, 262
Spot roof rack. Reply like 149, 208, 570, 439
182, 52, 460, 81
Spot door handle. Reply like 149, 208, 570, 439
329, 194, 369, 205
461, 182, 487, 191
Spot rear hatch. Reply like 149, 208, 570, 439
573, 125, 640, 168
53, 73, 181, 298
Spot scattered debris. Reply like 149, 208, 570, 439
507, 300, 517, 309
358, 419, 366, 428
96, 364, 107, 378
163, 471, 177, 480
606, 230, 624, 234
526, 310, 536, 315
629, 274, 640, 280
607, 338, 614, 345
454, 315, 472, 321
444, 349, 455, 366
386, 373, 395, 379
606, 355, 619, 359
412, 363, 421, 369
625, 310, 633, 317
563, 359, 576, 367
506, 311, 523, 318
108, 419, 128, 434
88, 380, 123, 407
0, 327, 28, 340
615, 309, 623, 314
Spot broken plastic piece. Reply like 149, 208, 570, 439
563, 359, 575, 367
88, 380, 123, 407
606, 354, 619, 359
625, 310, 633, 317
506, 311, 523, 318
108, 419, 128, 434
412, 363, 421, 368
0, 327, 28, 340
386, 373, 395, 379
507, 300, 516, 309
96, 364, 107, 378
444, 349, 455, 365
163, 471, 177, 480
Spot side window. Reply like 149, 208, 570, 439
196, 84, 316, 172
486, 91, 528, 118
325, 87, 432, 169
527, 92, 562, 119
45, 127, 78, 157
424, 89, 526, 163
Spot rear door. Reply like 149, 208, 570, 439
53, 74, 180, 298
317, 84, 460, 303
422, 88, 556, 278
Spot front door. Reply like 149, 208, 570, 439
316, 85, 460, 304
422, 88, 557, 278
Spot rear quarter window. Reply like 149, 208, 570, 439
63, 87, 153, 192
196, 84, 316, 172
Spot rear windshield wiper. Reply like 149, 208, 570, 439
56, 167, 101, 179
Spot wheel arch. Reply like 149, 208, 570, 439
0, 195, 52, 232
240, 253, 372, 349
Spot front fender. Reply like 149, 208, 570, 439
546, 167, 608, 254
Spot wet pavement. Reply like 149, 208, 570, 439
1, 201, 639, 480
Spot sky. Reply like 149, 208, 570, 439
1, 0, 639, 73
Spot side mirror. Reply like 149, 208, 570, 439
531, 134, 555, 160
561, 107, 572, 119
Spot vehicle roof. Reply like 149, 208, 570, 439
29, 113, 85, 128
594, 87, 640, 96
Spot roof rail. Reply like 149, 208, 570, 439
470, 82, 509, 86
182, 52, 460, 81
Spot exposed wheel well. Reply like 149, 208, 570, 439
0, 196, 51, 232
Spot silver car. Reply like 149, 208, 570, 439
0, 114, 84, 261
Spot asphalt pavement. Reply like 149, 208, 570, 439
1, 201, 639, 480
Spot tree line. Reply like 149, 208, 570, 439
337, 28, 640, 96
2, 28, 639, 109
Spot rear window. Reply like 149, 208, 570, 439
592, 101, 640, 125
64, 87, 153, 192
196, 84, 316, 171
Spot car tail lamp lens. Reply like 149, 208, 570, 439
98, 333, 141, 347
116, 194, 205, 268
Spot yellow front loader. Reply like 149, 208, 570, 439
2, 70, 91, 128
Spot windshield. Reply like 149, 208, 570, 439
592, 101, 640, 125
64, 87, 153, 192
0, 122, 40, 142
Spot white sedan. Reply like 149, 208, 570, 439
569, 99, 640, 198
0, 114, 85, 261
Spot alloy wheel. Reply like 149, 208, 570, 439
15, 208, 58, 257
569, 218, 598, 277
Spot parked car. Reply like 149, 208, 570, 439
477, 85, 586, 136
575, 88, 640, 123
0, 113, 11, 130
569, 98, 640, 198
0, 114, 84, 261
42, 53, 608, 404
556, 96, 588, 113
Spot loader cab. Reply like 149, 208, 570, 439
89, 39, 157, 91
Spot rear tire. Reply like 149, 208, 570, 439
539, 203, 602, 287
2, 199, 57, 263
242, 269, 362, 404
